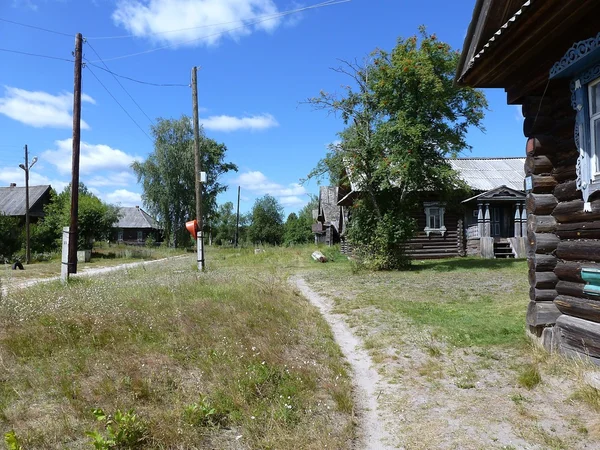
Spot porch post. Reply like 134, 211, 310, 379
520, 202, 527, 237
514, 203, 522, 237
477, 202, 484, 238
483, 202, 491, 237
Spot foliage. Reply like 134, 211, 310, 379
184, 396, 229, 427
212, 201, 236, 245
0, 214, 21, 262
86, 408, 149, 449
36, 184, 120, 251
4, 430, 22, 450
284, 197, 317, 246
132, 116, 237, 248
307, 27, 487, 269
248, 195, 285, 245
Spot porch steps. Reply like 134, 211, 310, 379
494, 241, 515, 259
404, 232, 459, 260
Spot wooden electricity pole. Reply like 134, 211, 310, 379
235, 186, 241, 247
23, 145, 31, 264
191, 66, 205, 270
68, 32, 83, 275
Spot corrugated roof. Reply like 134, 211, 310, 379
115, 206, 159, 229
0, 185, 51, 216
449, 157, 525, 191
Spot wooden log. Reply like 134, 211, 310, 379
527, 301, 561, 327
525, 155, 553, 175
527, 231, 560, 254
530, 287, 558, 302
553, 180, 579, 202
526, 193, 558, 215
554, 261, 586, 283
555, 295, 600, 324
556, 280, 596, 299
556, 314, 600, 360
528, 254, 558, 272
551, 165, 577, 182
556, 221, 600, 239
529, 270, 559, 289
556, 241, 600, 262
527, 214, 557, 233
552, 199, 600, 223
526, 135, 558, 156
530, 175, 558, 194
523, 116, 554, 137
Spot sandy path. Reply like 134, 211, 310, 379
292, 276, 396, 450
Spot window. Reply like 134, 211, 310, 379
118, 230, 123, 242
589, 78, 600, 178
137, 231, 143, 242
424, 202, 446, 237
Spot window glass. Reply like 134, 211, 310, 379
592, 83, 600, 115
137, 231, 143, 241
595, 118, 600, 173
429, 208, 440, 229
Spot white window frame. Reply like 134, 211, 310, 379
118, 230, 123, 242
423, 202, 446, 237
588, 77, 600, 180
137, 231, 143, 242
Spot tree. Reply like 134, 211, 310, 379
307, 28, 487, 269
248, 195, 284, 245
212, 201, 236, 246
36, 184, 120, 251
132, 116, 237, 247
0, 214, 21, 262
284, 197, 317, 245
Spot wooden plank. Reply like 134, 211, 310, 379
556, 241, 600, 262
552, 199, 600, 223
527, 301, 561, 327
526, 193, 557, 215
555, 295, 600, 324
556, 314, 600, 360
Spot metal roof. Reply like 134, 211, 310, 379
449, 157, 525, 191
114, 206, 159, 229
0, 185, 51, 216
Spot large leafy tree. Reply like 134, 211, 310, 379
284, 197, 317, 245
307, 28, 487, 269
0, 214, 21, 261
132, 116, 237, 247
248, 195, 284, 246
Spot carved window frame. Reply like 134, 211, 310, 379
423, 202, 446, 237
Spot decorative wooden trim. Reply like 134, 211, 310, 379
550, 32, 600, 80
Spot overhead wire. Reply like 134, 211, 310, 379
85, 64, 153, 143
0, 17, 74, 37
83, 61, 189, 87
88, 0, 350, 62
0, 47, 73, 62
85, 40, 158, 126
87, 0, 347, 40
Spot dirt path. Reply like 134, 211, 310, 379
292, 276, 396, 450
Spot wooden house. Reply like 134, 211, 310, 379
111, 206, 162, 245
457, 0, 600, 362
315, 157, 527, 259
0, 184, 52, 222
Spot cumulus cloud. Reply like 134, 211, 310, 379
104, 189, 142, 206
43, 139, 142, 175
0, 166, 67, 192
86, 171, 138, 187
112, 0, 282, 47
0, 87, 95, 129
233, 170, 308, 202
200, 113, 278, 132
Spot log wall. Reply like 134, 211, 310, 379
523, 92, 600, 363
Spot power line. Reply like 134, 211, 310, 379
85, 64, 153, 143
0, 17, 74, 37
85, 40, 156, 125
0, 47, 73, 62
83, 60, 189, 87
87, 0, 347, 40
89, 0, 350, 62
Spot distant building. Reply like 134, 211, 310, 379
312, 186, 342, 247
111, 206, 162, 245
0, 184, 52, 222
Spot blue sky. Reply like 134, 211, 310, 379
0, 0, 526, 217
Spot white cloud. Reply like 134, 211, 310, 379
279, 195, 305, 207
200, 113, 278, 132
0, 166, 67, 192
0, 87, 95, 129
514, 105, 524, 122
87, 171, 137, 187
112, 0, 282, 47
104, 189, 142, 206
43, 139, 142, 175
233, 170, 307, 199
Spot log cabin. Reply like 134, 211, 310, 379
314, 157, 527, 259
457, 0, 600, 362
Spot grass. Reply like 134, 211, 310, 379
517, 364, 542, 389
0, 247, 354, 449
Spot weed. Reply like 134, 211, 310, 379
570, 385, 600, 412
518, 364, 542, 389
4, 431, 22, 450
86, 408, 149, 449
184, 396, 229, 427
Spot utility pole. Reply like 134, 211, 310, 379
235, 186, 241, 247
19, 145, 37, 264
191, 66, 205, 270
68, 32, 83, 275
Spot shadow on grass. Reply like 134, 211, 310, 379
408, 257, 526, 272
